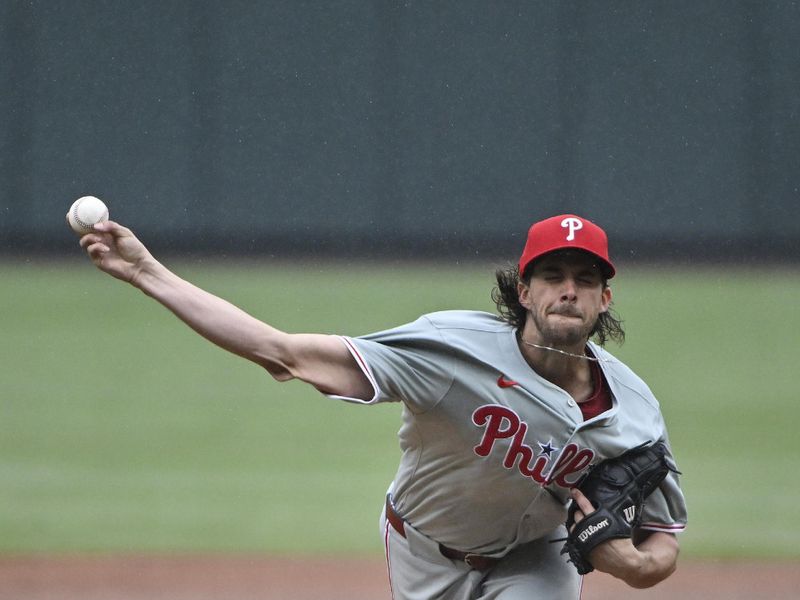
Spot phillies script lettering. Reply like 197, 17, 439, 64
472, 405, 594, 488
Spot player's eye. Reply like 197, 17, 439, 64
575, 271, 600, 285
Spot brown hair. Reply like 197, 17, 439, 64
491, 263, 625, 346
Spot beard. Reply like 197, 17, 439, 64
530, 305, 595, 348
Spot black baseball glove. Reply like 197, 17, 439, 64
559, 442, 677, 575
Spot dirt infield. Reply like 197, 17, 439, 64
1, 555, 798, 599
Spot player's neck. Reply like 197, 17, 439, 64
516, 329, 594, 401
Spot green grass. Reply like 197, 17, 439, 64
609, 268, 800, 559
1, 259, 798, 558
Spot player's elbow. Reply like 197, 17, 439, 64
248, 352, 293, 381
251, 339, 296, 382
263, 362, 295, 381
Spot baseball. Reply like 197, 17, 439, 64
67, 196, 109, 234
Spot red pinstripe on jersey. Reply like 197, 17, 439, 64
384, 520, 395, 599
640, 522, 686, 533
338, 336, 379, 400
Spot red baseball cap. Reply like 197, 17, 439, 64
518, 214, 615, 279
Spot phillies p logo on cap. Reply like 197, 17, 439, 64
561, 217, 584, 241
518, 214, 616, 279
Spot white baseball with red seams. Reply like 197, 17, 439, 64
67, 196, 109, 234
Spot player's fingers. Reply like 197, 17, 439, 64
79, 233, 105, 249
570, 488, 596, 515
86, 242, 111, 257
94, 220, 133, 238
572, 509, 585, 527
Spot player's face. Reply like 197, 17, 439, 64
518, 251, 612, 348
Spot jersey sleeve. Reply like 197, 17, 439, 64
639, 441, 688, 534
326, 315, 456, 413
600, 352, 689, 534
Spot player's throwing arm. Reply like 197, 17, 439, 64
69, 197, 372, 400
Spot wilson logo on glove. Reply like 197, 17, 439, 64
577, 519, 609, 543
623, 505, 637, 524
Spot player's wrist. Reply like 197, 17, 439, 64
130, 256, 165, 292
623, 553, 663, 589
607, 544, 673, 589
589, 538, 640, 576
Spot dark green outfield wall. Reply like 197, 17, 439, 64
2, 2, 798, 261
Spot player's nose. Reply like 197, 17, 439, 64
560, 279, 578, 302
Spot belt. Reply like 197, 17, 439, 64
385, 496, 501, 571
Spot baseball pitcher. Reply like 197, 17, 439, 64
77, 213, 687, 599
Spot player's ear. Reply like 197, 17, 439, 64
600, 285, 612, 313
517, 281, 532, 310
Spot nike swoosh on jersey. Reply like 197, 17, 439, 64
497, 375, 519, 388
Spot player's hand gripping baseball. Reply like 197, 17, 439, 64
569, 488, 678, 588
78, 221, 157, 286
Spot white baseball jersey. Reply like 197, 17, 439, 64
331, 310, 687, 556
